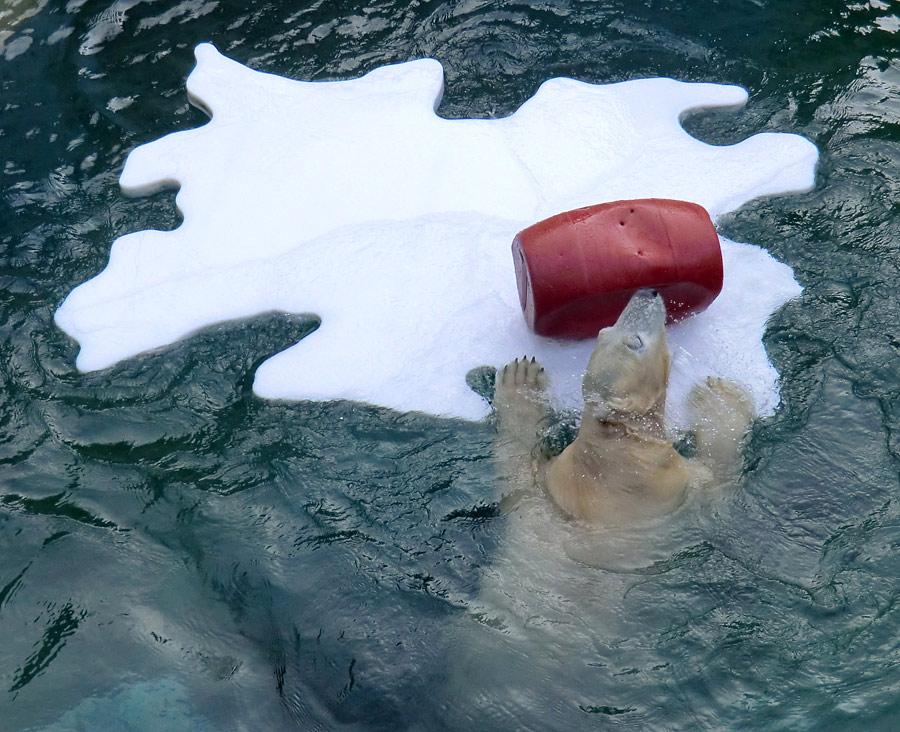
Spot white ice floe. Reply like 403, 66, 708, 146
55, 43, 817, 422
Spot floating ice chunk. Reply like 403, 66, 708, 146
55, 43, 817, 421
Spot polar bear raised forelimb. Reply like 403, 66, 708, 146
491, 356, 553, 501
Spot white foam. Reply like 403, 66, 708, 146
55, 43, 817, 421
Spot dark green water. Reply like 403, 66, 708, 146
2, 0, 900, 729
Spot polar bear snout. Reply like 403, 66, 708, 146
615, 288, 666, 335
635, 287, 658, 298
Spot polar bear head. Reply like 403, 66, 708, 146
581, 289, 670, 426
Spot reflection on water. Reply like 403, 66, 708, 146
2, 0, 900, 730
0, 0, 49, 58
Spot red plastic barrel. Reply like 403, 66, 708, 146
512, 199, 723, 339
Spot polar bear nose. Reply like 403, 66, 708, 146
633, 288, 659, 299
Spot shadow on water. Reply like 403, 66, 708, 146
2, 0, 900, 730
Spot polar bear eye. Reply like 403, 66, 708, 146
625, 334, 645, 351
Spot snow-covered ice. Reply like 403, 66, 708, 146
55, 43, 817, 421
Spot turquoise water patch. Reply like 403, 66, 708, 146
37, 679, 214, 732
2, 1, 900, 730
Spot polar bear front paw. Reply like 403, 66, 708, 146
494, 356, 548, 401
493, 357, 550, 433
688, 376, 754, 475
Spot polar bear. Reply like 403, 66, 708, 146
493, 288, 754, 524
439, 290, 755, 725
